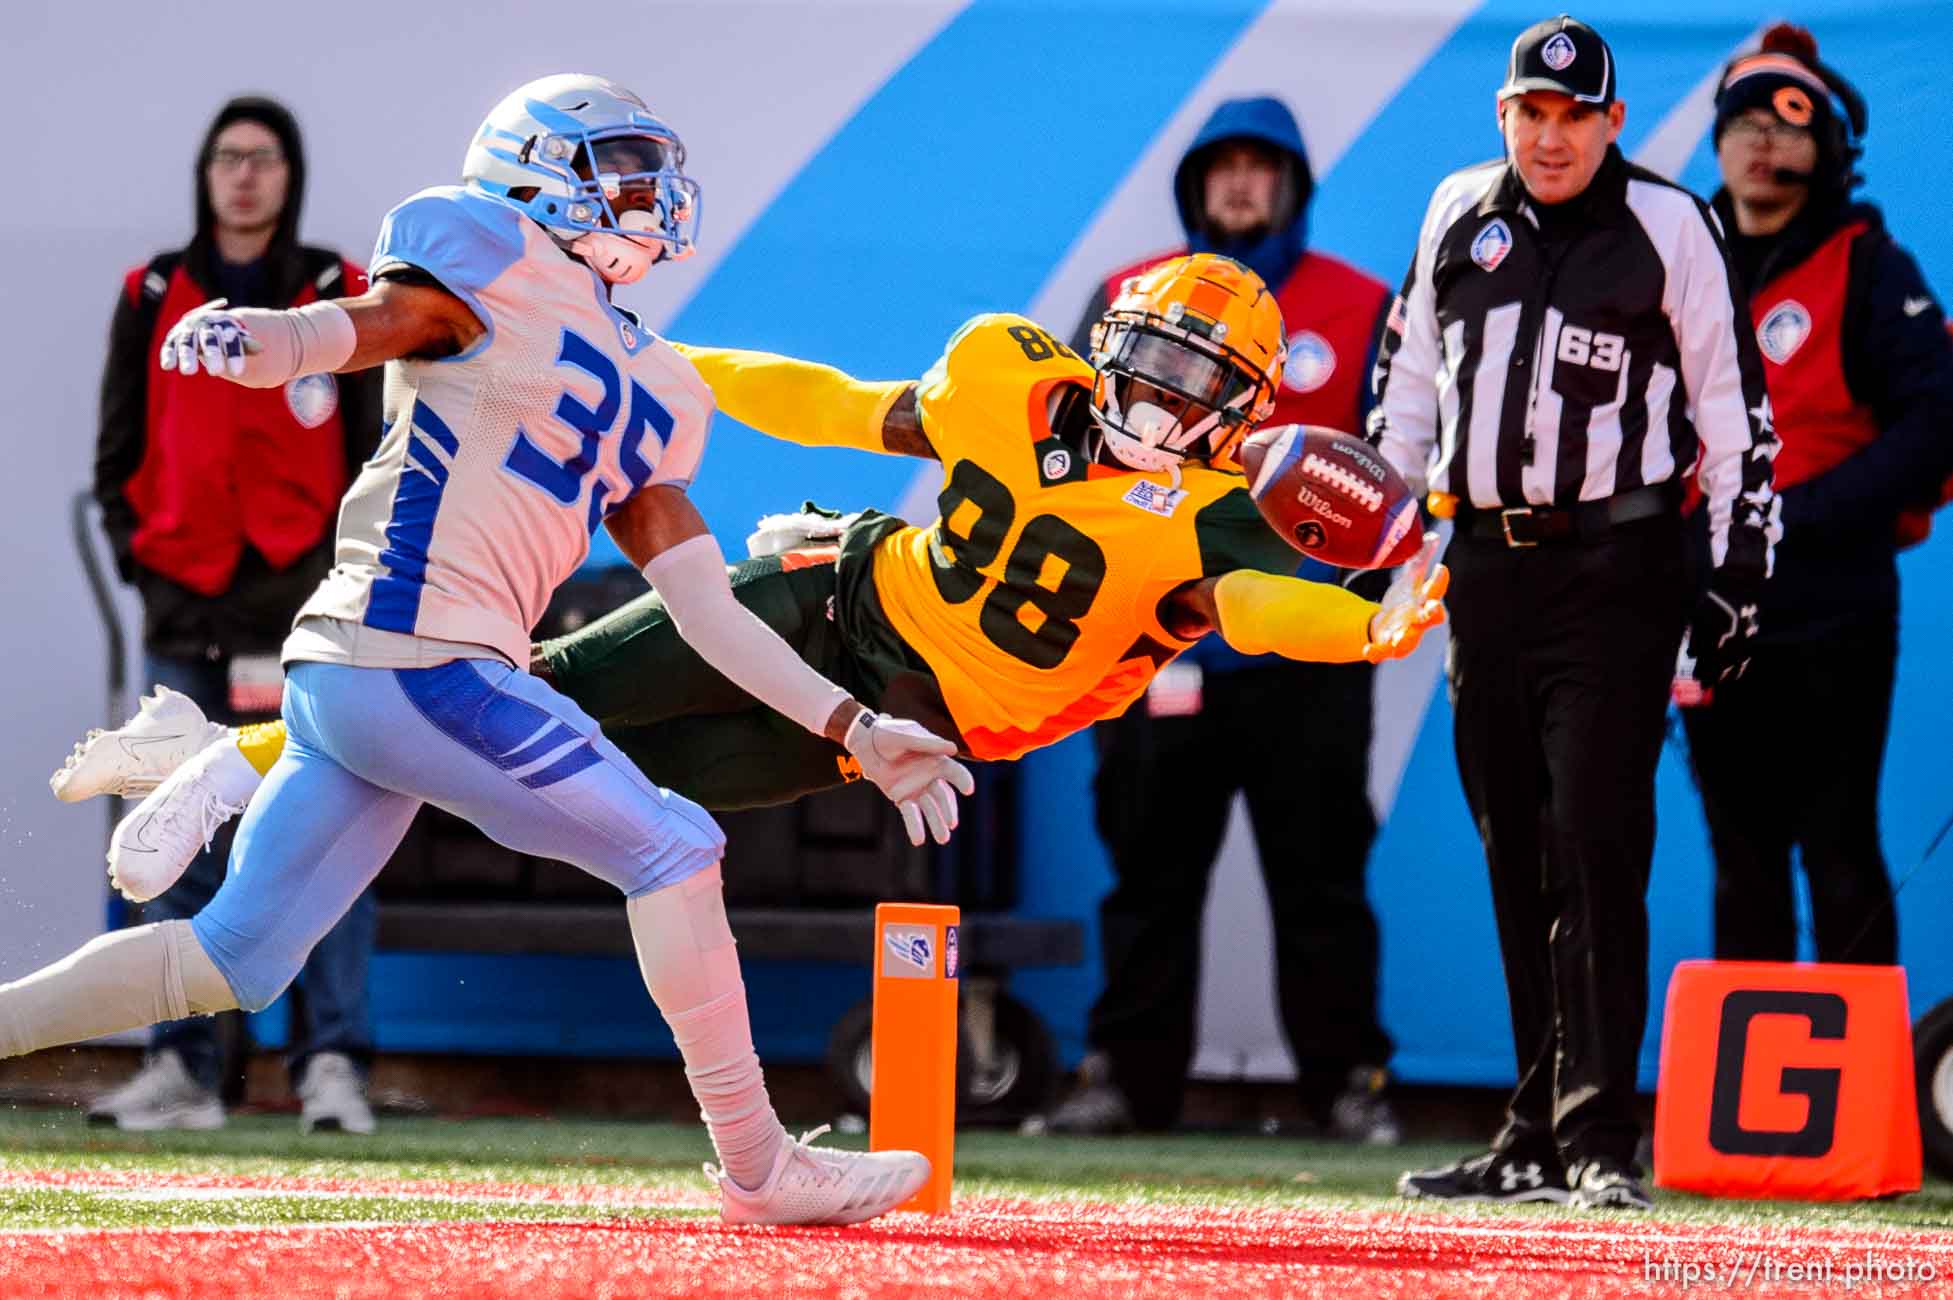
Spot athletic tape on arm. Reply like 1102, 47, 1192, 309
230, 300, 357, 389
642, 533, 853, 736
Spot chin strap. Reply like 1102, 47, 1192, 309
1086, 402, 1183, 474
560, 211, 668, 285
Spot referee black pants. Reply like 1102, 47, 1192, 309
1680, 616, 1898, 965
1087, 660, 1393, 1130
1446, 513, 1687, 1169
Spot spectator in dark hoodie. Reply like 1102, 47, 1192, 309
1679, 25, 1953, 965
1044, 96, 1401, 1141
88, 96, 383, 1135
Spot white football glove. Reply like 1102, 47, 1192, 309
745, 509, 863, 559
843, 712, 975, 847
159, 298, 261, 378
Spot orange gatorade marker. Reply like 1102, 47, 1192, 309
869, 902, 959, 1214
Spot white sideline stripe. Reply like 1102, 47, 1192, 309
93, 1187, 704, 1207
0, 1178, 713, 1211
967, 1203, 1953, 1255
0, 1217, 623, 1239
10, 1198, 1953, 1254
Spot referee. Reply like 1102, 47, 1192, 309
1371, 15, 1780, 1211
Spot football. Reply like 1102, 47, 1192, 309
1239, 424, 1421, 569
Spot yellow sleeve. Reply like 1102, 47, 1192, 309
1212, 569, 1378, 663
671, 343, 909, 454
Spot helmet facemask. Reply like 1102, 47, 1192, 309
1088, 315, 1263, 473
1085, 253, 1284, 477
541, 132, 700, 283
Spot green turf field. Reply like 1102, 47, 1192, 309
4, 1105, 1950, 1233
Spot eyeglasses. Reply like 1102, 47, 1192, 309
1724, 117, 1811, 145
209, 146, 286, 174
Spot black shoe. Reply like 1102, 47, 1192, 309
1567, 1157, 1653, 1210
1325, 1066, 1403, 1146
1398, 1148, 1569, 1204
1040, 1052, 1137, 1136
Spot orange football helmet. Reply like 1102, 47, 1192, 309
1087, 253, 1286, 473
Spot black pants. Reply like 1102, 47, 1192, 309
541, 551, 917, 810
1681, 617, 1898, 965
1446, 514, 1687, 1168
1086, 660, 1392, 1130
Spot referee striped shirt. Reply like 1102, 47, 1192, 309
1369, 148, 1781, 578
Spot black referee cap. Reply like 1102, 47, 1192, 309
1499, 15, 1616, 105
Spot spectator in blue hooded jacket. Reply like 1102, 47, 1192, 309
1045, 95, 1401, 1141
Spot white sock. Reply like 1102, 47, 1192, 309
0, 921, 236, 1058
627, 866, 786, 1190
197, 736, 265, 806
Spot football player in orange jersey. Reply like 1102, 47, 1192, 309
59, 254, 1447, 890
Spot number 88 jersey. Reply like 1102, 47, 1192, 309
868, 314, 1293, 761
296, 186, 713, 669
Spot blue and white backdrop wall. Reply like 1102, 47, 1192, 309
6, 1, 1952, 1089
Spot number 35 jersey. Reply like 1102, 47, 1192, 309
295, 186, 712, 668
869, 314, 1294, 761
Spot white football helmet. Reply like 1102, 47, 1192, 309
461, 74, 701, 283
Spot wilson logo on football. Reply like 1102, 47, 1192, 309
1295, 484, 1354, 530
1300, 452, 1385, 512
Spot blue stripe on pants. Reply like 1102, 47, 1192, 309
192, 659, 724, 1012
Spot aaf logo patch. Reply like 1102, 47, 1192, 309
1041, 447, 1073, 481
284, 372, 339, 429
1122, 479, 1188, 518
1471, 219, 1513, 272
1757, 300, 1812, 364
1283, 331, 1337, 394
1542, 31, 1577, 71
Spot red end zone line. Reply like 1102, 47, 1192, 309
5, 1177, 1953, 1300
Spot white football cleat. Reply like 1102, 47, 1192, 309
50, 686, 228, 803
711, 1125, 931, 1226
298, 1052, 377, 1136
107, 742, 254, 903
86, 1049, 226, 1132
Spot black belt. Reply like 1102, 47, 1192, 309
1457, 482, 1679, 548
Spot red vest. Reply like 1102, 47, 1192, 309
126, 261, 365, 596
1100, 248, 1388, 435
1751, 222, 1944, 546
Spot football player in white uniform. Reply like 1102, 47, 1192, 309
5, 75, 970, 1227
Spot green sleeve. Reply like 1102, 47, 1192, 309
1193, 488, 1297, 578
